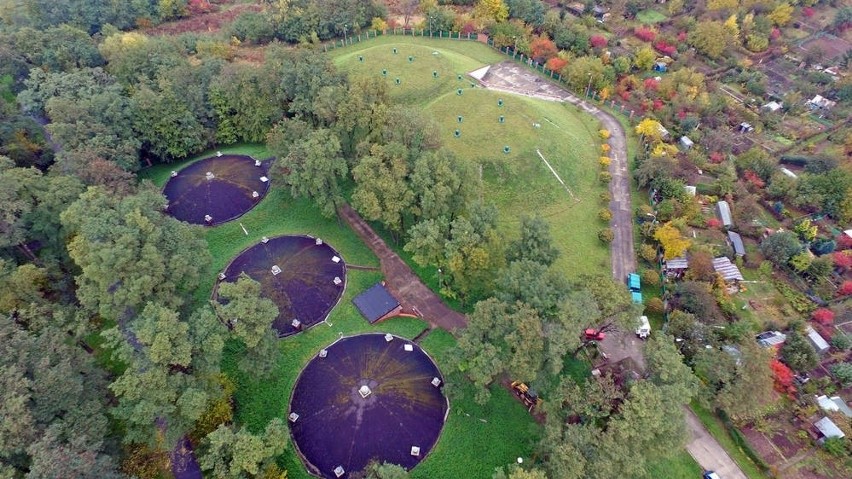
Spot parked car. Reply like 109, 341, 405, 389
703, 472, 721, 479
636, 316, 650, 339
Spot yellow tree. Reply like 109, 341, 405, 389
634, 46, 656, 71
707, 0, 738, 11
768, 3, 794, 26
635, 118, 664, 144
724, 15, 740, 42
654, 222, 691, 260
474, 0, 509, 23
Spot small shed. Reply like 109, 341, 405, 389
738, 122, 754, 133
756, 331, 786, 348
684, 185, 697, 196
807, 95, 836, 110
627, 273, 641, 291
727, 231, 746, 257
712, 256, 744, 282
716, 201, 733, 228
679, 136, 693, 150
352, 283, 402, 324
814, 417, 845, 442
664, 257, 689, 278
653, 62, 668, 73
657, 124, 670, 140
816, 395, 852, 418
805, 325, 830, 355
762, 101, 783, 113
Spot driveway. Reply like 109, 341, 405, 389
478, 61, 747, 479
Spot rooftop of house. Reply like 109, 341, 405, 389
712, 256, 743, 282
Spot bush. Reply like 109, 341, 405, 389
590, 35, 608, 48
645, 297, 664, 314
831, 333, 852, 351
839, 281, 852, 296
598, 208, 613, 222
773, 281, 815, 314
706, 218, 722, 228
642, 269, 660, 286
599, 129, 611, 140
599, 192, 611, 203
599, 156, 611, 168
598, 228, 614, 243
634, 27, 657, 42
599, 171, 612, 183
640, 244, 658, 263
830, 362, 852, 387
823, 437, 846, 456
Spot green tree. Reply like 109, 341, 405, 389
496, 260, 570, 318
713, 342, 775, 422
61, 186, 210, 320
780, 328, 818, 373
210, 63, 282, 144
456, 298, 545, 404
272, 127, 347, 218
760, 231, 801, 267
493, 465, 548, 479
688, 21, 729, 59
132, 80, 206, 161
410, 149, 471, 222
352, 142, 414, 240
506, 215, 560, 267
634, 46, 656, 71
563, 56, 613, 93
107, 304, 225, 448
0, 317, 122, 477
474, 0, 509, 22
200, 418, 288, 478
354, 461, 410, 479
830, 362, 852, 387
214, 274, 280, 376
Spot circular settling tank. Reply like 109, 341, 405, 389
217, 235, 346, 337
163, 154, 271, 226
289, 334, 448, 478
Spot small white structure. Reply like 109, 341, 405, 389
288, 412, 299, 422
780, 167, 798, 179
762, 101, 783, 113
805, 325, 830, 355
315, 237, 323, 245
216, 151, 223, 157
756, 331, 787, 348
716, 200, 733, 227
218, 272, 226, 280
636, 316, 651, 339
319, 348, 328, 358
404, 344, 414, 352
814, 417, 845, 442
333, 276, 342, 285
807, 94, 836, 110
252, 191, 259, 198
170, 170, 178, 177
816, 395, 852, 418
260, 176, 269, 183
384, 333, 394, 342
431, 377, 442, 387
410, 446, 421, 456
332, 256, 341, 263
271, 265, 282, 275
334, 466, 345, 478
204, 214, 213, 223
358, 385, 372, 398
684, 185, 697, 197
738, 122, 754, 133
679, 136, 694, 150
205, 171, 215, 181
291, 318, 301, 329
261, 236, 269, 243
254, 159, 261, 167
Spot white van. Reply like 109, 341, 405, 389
636, 316, 650, 339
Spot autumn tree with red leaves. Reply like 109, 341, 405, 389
706, 218, 722, 228
545, 57, 567, 72
771, 359, 796, 396
530, 37, 557, 63
840, 281, 852, 296
834, 251, 852, 270
812, 308, 835, 326
590, 35, 608, 49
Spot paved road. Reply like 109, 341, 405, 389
685, 408, 749, 479
338, 203, 468, 332
479, 61, 745, 478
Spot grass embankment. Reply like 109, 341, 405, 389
334, 40, 609, 279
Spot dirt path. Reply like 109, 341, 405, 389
479, 61, 747, 478
338, 203, 468, 333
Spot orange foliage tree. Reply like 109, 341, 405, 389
530, 36, 557, 63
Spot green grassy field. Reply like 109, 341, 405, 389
636, 9, 669, 24
333, 39, 610, 278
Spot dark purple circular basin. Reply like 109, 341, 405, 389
289, 334, 448, 478
217, 235, 346, 337
163, 154, 272, 226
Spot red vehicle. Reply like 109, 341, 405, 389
584, 328, 606, 341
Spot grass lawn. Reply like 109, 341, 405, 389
690, 402, 769, 479
646, 450, 705, 478
636, 9, 669, 24
333, 38, 610, 279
